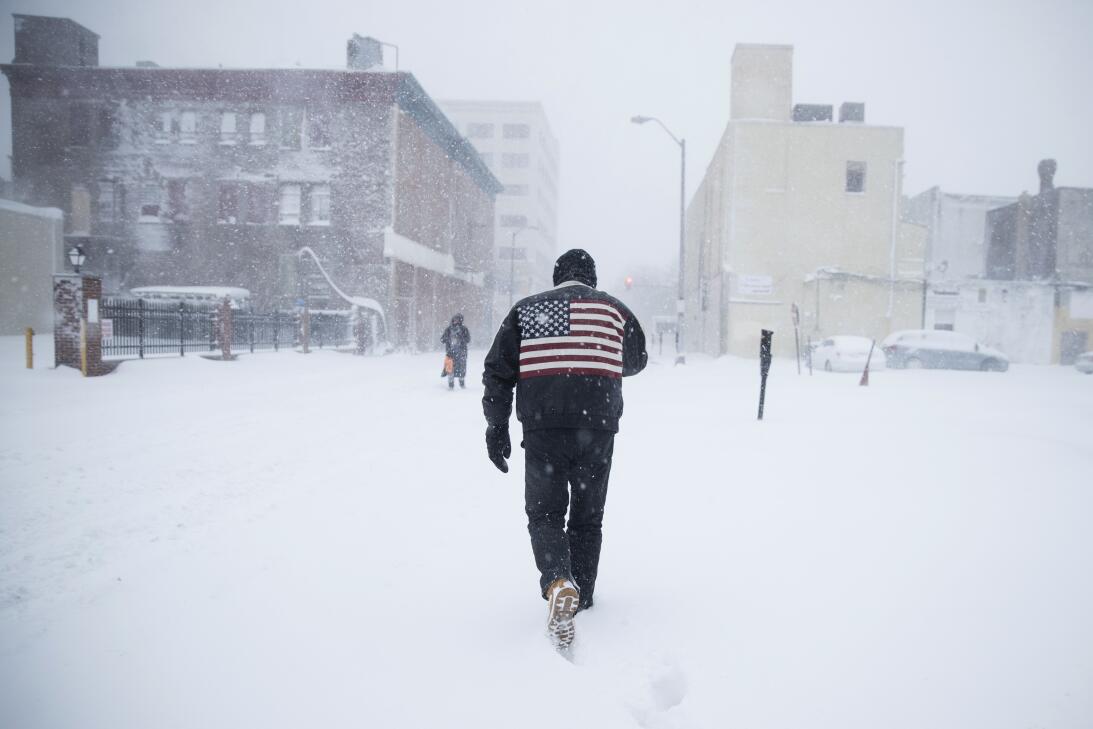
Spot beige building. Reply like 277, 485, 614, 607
0, 198, 65, 334
685, 44, 924, 357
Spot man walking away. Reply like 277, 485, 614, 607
441, 313, 470, 389
482, 249, 647, 650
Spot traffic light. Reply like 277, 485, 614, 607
624, 275, 634, 290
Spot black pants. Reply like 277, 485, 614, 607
523, 427, 615, 609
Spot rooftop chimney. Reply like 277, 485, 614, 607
347, 34, 383, 71
1038, 159, 1057, 194
13, 14, 99, 67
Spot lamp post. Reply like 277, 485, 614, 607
68, 245, 86, 274
632, 114, 686, 364
509, 224, 539, 308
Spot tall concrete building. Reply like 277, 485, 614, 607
438, 100, 559, 322
2, 15, 501, 350
684, 44, 925, 357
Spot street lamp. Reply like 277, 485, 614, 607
68, 245, 86, 274
509, 224, 539, 308
632, 114, 686, 364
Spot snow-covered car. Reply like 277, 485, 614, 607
809, 335, 885, 372
1075, 352, 1093, 374
882, 330, 1009, 372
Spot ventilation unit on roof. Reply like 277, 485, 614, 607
792, 104, 833, 122
839, 102, 865, 123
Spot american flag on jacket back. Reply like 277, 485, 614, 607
517, 298, 626, 379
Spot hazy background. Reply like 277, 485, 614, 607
1, 0, 1090, 288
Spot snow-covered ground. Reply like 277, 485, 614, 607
2, 335, 1091, 728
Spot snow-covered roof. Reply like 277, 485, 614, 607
130, 286, 251, 300
0, 198, 64, 220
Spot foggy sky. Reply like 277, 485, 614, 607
2, 0, 1091, 291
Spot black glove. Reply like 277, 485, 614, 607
485, 424, 512, 473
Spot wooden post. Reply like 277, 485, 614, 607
25, 327, 34, 369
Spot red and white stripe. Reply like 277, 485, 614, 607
520, 299, 626, 379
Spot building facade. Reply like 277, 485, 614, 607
2, 16, 502, 350
684, 44, 924, 357
438, 100, 559, 325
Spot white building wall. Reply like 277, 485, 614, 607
437, 100, 559, 325
0, 199, 65, 334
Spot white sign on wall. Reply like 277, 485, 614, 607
101, 319, 114, 340
737, 274, 774, 296
1071, 290, 1093, 320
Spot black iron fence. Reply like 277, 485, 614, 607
101, 298, 352, 359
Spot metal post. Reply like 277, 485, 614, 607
179, 302, 185, 357
758, 329, 773, 420
676, 138, 686, 366
25, 327, 33, 369
138, 298, 145, 359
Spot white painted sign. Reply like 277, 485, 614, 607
1071, 290, 1093, 320
101, 319, 114, 340
737, 274, 774, 296
87, 299, 99, 323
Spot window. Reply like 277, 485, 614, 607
166, 180, 188, 223
69, 185, 91, 235
503, 123, 530, 139
220, 112, 237, 145
218, 184, 241, 224
279, 109, 302, 149
70, 105, 92, 147
179, 111, 197, 143
98, 107, 119, 149
503, 184, 529, 196
500, 214, 528, 228
246, 184, 273, 225
307, 111, 331, 149
467, 123, 494, 139
249, 113, 266, 145
308, 184, 331, 225
502, 153, 529, 169
139, 184, 162, 221
156, 112, 172, 143
846, 161, 866, 193
97, 182, 116, 222
279, 184, 301, 225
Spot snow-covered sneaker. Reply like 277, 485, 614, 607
546, 578, 580, 650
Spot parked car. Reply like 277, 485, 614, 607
882, 330, 1009, 372
809, 335, 885, 372
1075, 352, 1093, 374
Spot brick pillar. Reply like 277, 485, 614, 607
53, 274, 113, 376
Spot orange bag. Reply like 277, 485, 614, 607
444, 356, 454, 375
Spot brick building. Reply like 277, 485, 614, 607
2, 15, 502, 349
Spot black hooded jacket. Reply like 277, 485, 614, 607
482, 252, 647, 433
